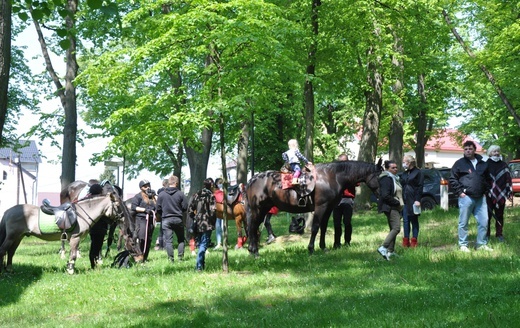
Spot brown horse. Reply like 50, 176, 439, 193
245, 160, 382, 256
215, 186, 247, 249
0, 192, 126, 274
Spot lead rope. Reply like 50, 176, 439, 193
143, 211, 156, 256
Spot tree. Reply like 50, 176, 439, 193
0, 0, 11, 143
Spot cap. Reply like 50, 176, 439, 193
139, 179, 150, 188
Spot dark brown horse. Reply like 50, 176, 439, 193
0, 192, 126, 274
245, 160, 382, 256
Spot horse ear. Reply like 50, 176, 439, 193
376, 158, 383, 168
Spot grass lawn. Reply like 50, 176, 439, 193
1, 206, 519, 327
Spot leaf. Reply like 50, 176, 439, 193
17, 12, 30, 21
87, 0, 104, 10
56, 28, 68, 38
59, 39, 71, 50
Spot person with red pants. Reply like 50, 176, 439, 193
264, 206, 278, 244
486, 145, 512, 242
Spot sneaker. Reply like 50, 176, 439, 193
476, 245, 493, 252
214, 244, 222, 250
377, 246, 390, 260
460, 246, 470, 253
266, 235, 276, 245
497, 236, 505, 243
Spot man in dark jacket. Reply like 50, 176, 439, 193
188, 178, 216, 271
156, 175, 188, 262
449, 140, 492, 252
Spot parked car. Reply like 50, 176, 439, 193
419, 168, 458, 210
508, 159, 520, 195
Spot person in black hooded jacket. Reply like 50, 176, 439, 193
156, 175, 188, 262
449, 140, 492, 252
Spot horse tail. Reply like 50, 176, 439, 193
0, 213, 7, 247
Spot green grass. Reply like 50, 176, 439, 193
1, 207, 519, 327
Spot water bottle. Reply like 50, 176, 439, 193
413, 203, 421, 215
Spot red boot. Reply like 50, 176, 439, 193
411, 238, 418, 247
236, 236, 243, 249
189, 238, 196, 254
402, 237, 410, 248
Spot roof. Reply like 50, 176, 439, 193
0, 140, 42, 163
425, 129, 483, 152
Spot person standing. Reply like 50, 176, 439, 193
156, 175, 188, 263
264, 206, 278, 245
485, 145, 512, 242
154, 178, 169, 251
282, 139, 312, 185
449, 140, 492, 252
188, 178, 217, 271
332, 153, 356, 249
377, 160, 403, 260
131, 180, 157, 262
213, 177, 224, 250
401, 155, 424, 247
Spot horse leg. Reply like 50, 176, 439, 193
235, 217, 244, 249
247, 208, 266, 257
307, 214, 321, 254
318, 208, 334, 250
67, 237, 81, 274
6, 237, 23, 273
0, 235, 22, 273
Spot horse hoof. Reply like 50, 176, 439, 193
66, 263, 75, 275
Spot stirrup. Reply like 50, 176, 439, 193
298, 197, 307, 207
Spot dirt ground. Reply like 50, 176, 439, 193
506, 195, 520, 207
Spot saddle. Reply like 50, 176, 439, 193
226, 184, 243, 205
41, 199, 78, 231
280, 165, 316, 207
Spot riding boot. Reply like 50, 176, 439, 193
189, 238, 196, 255
402, 237, 410, 248
411, 237, 418, 248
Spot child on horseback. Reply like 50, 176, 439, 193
282, 139, 312, 185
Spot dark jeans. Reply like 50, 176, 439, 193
333, 199, 353, 246
196, 230, 212, 270
162, 217, 185, 261
402, 206, 419, 238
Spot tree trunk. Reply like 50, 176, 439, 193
0, 0, 11, 144
30, 1, 79, 188
303, 0, 321, 161
388, 29, 404, 167
414, 73, 429, 168
236, 119, 249, 185
184, 128, 212, 197
356, 46, 383, 210
60, 0, 79, 189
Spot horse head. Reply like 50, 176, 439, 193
364, 158, 384, 197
